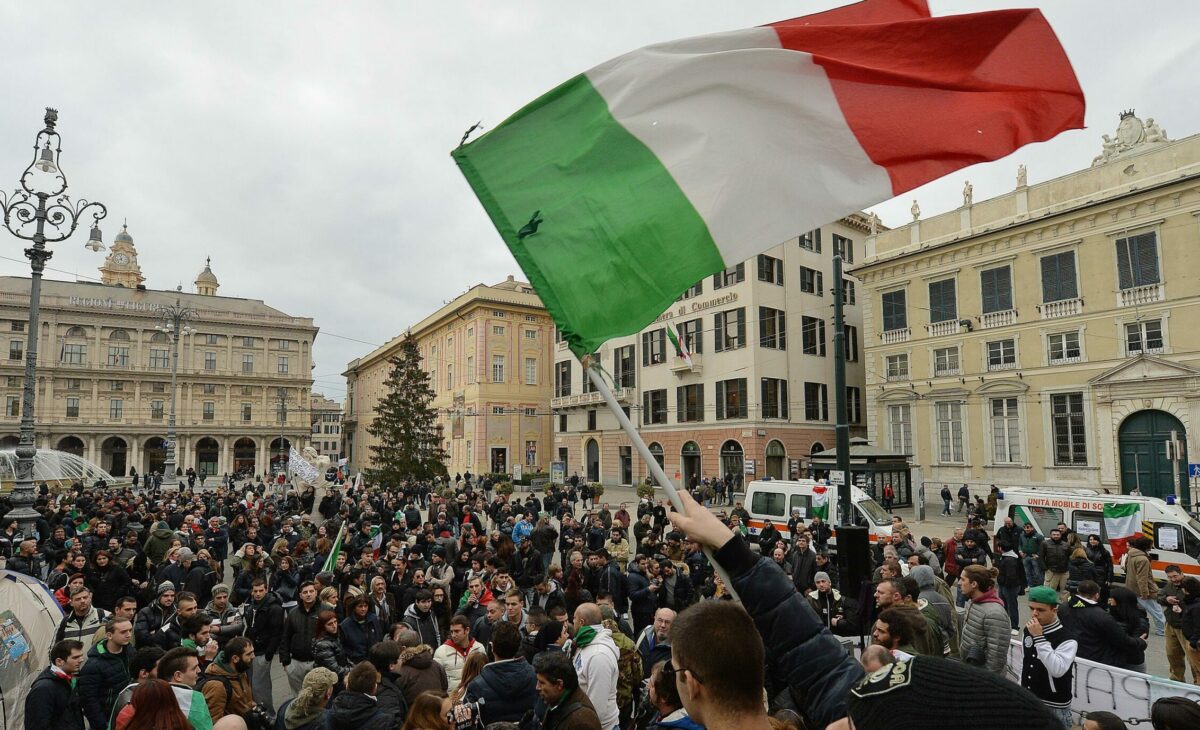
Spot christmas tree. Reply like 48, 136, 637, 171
366, 332, 448, 484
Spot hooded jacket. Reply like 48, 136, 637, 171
76, 639, 131, 730
143, 522, 176, 566
635, 626, 672, 679
1060, 593, 1147, 668
326, 691, 393, 730
133, 599, 174, 650
340, 613, 385, 664
1124, 547, 1158, 599
434, 636, 487, 691
961, 589, 1011, 675
465, 657, 538, 724
572, 625, 621, 730
396, 644, 449, 704
402, 602, 442, 646
26, 666, 84, 730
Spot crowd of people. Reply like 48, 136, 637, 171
5, 472, 1200, 730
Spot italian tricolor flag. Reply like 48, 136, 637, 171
1103, 502, 1142, 562
666, 322, 693, 369
812, 485, 830, 521
453, 0, 1084, 356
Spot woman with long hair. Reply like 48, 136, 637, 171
1108, 585, 1150, 672
401, 691, 451, 730
119, 679, 190, 730
1066, 547, 1097, 596
312, 609, 353, 682
233, 554, 269, 606
1084, 534, 1114, 597
450, 652, 487, 703
402, 569, 429, 609
273, 555, 301, 608
87, 549, 132, 613
429, 586, 453, 639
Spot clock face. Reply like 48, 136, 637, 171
113, 253, 129, 266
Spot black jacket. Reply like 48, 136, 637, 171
340, 614, 385, 664
790, 548, 817, 593
375, 671, 410, 727
243, 591, 285, 660
326, 690, 393, 730
281, 601, 327, 664
26, 666, 85, 730
465, 657, 539, 724
133, 601, 173, 649
718, 534, 863, 729
626, 565, 657, 617
76, 640, 131, 730
313, 636, 353, 679
1059, 595, 1145, 668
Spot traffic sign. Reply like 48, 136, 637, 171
1189, 463, 1200, 479
829, 470, 845, 485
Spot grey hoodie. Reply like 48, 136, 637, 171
574, 625, 620, 730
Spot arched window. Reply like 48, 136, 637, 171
108, 329, 130, 341
648, 442, 665, 469
150, 332, 170, 343
66, 326, 87, 338
810, 442, 826, 455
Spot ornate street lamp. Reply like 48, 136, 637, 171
0, 108, 107, 536
155, 299, 195, 490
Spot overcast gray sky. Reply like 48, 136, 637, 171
1, 1, 1196, 402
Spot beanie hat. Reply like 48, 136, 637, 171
910, 565, 936, 590
848, 656, 1060, 730
157, 581, 176, 596
1027, 586, 1060, 606
211, 583, 231, 597
814, 571, 831, 584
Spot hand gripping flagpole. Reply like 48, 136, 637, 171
583, 359, 740, 602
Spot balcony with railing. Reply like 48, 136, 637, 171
670, 353, 702, 374
551, 387, 632, 409
987, 360, 1019, 372
1118, 283, 1163, 308
926, 320, 960, 338
980, 309, 1017, 329
881, 328, 911, 344
1038, 298, 1082, 319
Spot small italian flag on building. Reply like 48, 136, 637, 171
666, 322, 693, 369
1103, 502, 1142, 561
812, 485, 830, 521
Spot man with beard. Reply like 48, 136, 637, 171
199, 636, 256, 722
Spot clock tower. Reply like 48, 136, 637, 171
98, 223, 146, 288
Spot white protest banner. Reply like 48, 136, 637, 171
1006, 639, 1200, 721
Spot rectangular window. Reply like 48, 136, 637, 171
886, 353, 909, 380
799, 267, 823, 295
933, 346, 960, 376
467, 356, 475, 383
202, 383, 216, 394
62, 344, 86, 365
587, 410, 597, 430
242, 336, 255, 348
5, 376, 17, 387
526, 440, 537, 466
842, 279, 856, 305
798, 228, 822, 252
582, 353, 599, 394
242, 354, 254, 373
676, 384, 704, 423
557, 414, 567, 432
882, 290, 907, 331
10, 321, 23, 332
751, 490, 787, 517
446, 364, 453, 388
277, 356, 289, 374
677, 281, 703, 300
66, 397, 80, 418
493, 406, 506, 415
715, 378, 748, 420
1052, 393, 1087, 465
676, 319, 702, 354
109, 399, 123, 420
643, 389, 668, 425
204, 351, 217, 370
714, 309, 746, 352
844, 325, 859, 362
642, 329, 666, 365
801, 316, 826, 356
1040, 251, 1079, 302
1116, 232, 1160, 289
150, 400, 163, 420
524, 315, 537, 322
7, 340, 20, 361
205, 334, 219, 345
111, 380, 124, 391
936, 401, 965, 462
928, 278, 957, 323
1125, 319, 1164, 354
980, 266, 1013, 314
832, 233, 854, 263
149, 348, 169, 369
614, 345, 635, 389
555, 361, 572, 397
240, 385, 251, 396
888, 404, 912, 454
492, 355, 505, 382
761, 378, 789, 419
523, 407, 536, 417
490, 325, 506, 337
6, 395, 19, 417
199, 401, 214, 422
847, 386, 862, 423
277, 339, 291, 350
712, 262, 745, 289
525, 357, 537, 385
987, 339, 1017, 370
242, 403, 252, 422
991, 397, 1021, 463
492, 310, 506, 318
104, 346, 129, 367
759, 307, 786, 350
524, 329, 537, 340
1048, 332, 1081, 363
757, 254, 784, 284
804, 382, 829, 421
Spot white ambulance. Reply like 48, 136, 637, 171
743, 478, 895, 544
996, 487, 1200, 579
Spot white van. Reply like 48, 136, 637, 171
743, 479, 894, 544
996, 487, 1200, 580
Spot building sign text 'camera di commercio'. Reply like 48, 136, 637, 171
68, 296, 166, 313
653, 292, 739, 324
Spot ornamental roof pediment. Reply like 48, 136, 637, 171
1089, 354, 1200, 386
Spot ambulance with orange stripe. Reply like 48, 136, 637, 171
997, 487, 1200, 580
743, 479, 894, 545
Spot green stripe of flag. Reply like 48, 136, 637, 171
453, 73, 723, 357
321, 522, 346, 573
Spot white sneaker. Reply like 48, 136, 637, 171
1011, 628, 1020, 635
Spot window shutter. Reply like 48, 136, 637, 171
775, 259, 784, 285
781, 380, 789, 419
1116, 239, 1134, 290
676, 387, 685, 421
819, 319, 827, 356
712, 273, 722, 289
778, 312, 786, 349
814, 228, 822, 253
982, 267, 1010, 313
1040, 255, 1058, 302
715, 381, 725, 419
714, 313, 725, 352
816, 271, 824, 296
736, 308, 746, 346
735, 262, 745, 281
642, 333, 650, 366
1136, 233, 1159, 286
757, 255, 767, 281
1060, 253, 1078, 299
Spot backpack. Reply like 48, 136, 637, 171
604, 621, 643, 709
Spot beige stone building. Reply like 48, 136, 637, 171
0, 225, 318, 478
553, 218, 870, 489
310, 392, 343, 460
856, 112, 1200, 501
343, 276, 553, 477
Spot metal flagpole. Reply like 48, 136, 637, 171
584, 360, 740, 602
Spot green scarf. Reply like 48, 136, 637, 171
573, 625, 598, 648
